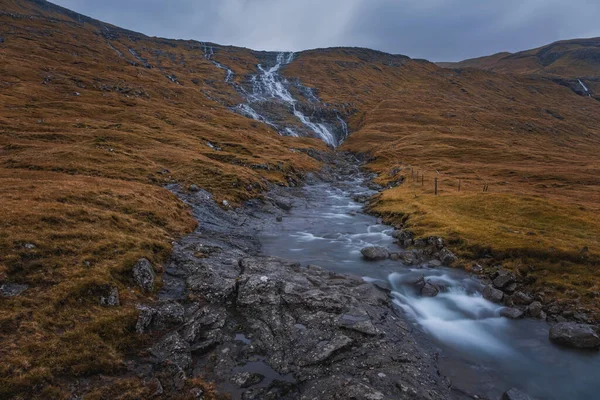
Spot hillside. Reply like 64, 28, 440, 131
439, 37, 600, 97
1, 0, 600, 398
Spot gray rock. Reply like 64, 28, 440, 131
438, 247, 457, 265
361, 246, 389, 261
471, 264, 483, 273
136, 301, 185, 333
189, 387, 204, 399
392, 230, 413, 241
527, 301, 544, 318
301, 334, 353, 366
189, 184, 200, 192
493, 271, 515, 289
428, 259, 443, 268
276, 215, 283, 222
483, 284, 504, 303
0, 283, 29, 297
504, 282, 518, 293
150, 332, 192, 370
513, 291, 533, 305
389, 252, 401, 261
99, 286, 120, 306
501, 307, 524, 319
549, 322, 600, 349
133, 258, 155, 292
421, 282, 440, 297
503, 387, 537, 400
231, 372, 264, 388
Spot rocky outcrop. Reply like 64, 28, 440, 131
549, 322, 600, 349
133, 258, 155, 292
129, 180, 452, 399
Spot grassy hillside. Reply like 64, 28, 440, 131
286, 49, 600, 314
0, 0, 326, 397
440, 37, 600, 96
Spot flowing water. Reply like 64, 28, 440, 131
259, 176, 600, 400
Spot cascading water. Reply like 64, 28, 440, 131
201, 46, 347, 146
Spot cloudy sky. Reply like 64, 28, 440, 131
52, 0, 600, 62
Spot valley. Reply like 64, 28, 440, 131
1, 0, 599, 399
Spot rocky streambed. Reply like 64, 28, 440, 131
129, 153, 599, 400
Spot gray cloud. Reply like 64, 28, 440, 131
52, 0, 600, 61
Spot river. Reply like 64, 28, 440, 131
259, 175, 600, 400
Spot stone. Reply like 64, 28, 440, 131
231, 372, 264, 388
470, 264, 483, 273
391, 230, 413, 241
0, 283, 29, 297
99, 286, 120, 306
361, 246, 389, 261
189, 388, 204, 399
133, 258, 155, 292
136, 301, 185, 334
189, 184, 200, 192
421, 282, 440, 297
549, 322, 600, 349
527, 301, 544, 318
504, 282, 518, 293
389, 252, 400, 261
150, 332, 192, 370
438, 247, 457, 265
428, 259, 443, 268
482, 284, 504, 303
493, 271, 515, 289
502, 388, 537, 400
501, 307, 524, 319
513, 291, 533, 305
276, 215, 283, 222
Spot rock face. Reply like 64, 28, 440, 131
482, 284, 504, 303
130, 181, 452, 400
549, 322, 600, 349
360, 246, 389, 260
133, 258, 155, 292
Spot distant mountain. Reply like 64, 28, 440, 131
438, 38, 600, 97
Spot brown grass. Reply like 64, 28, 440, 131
0, 1, 327, 397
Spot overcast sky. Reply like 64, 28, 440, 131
52, 0, 600, 62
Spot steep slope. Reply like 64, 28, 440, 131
439, 37, 600, 97
0, 1, 330, 397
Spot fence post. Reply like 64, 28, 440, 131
434, 177, 438, 195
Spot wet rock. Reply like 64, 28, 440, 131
549, 322, 600, 349
0, 283, 29, 297
483, 284, 504, 303
231, 372, 264, 388
133, 258, 155, 292
402, 252, 417, 265
501, 307, 524, 319
99, 286, 120, 306
150, 332, 192, 370
428, 259, 443, 268
493, 271, 516, 289
361, 246, 389, 260
413, 239, 426, 248
301, 334, 353, 366
389, 252, 401, 261
527, 301, 544, 318
421, 282, 440, 297
136, 301, 185, 333
513, 291, 533, 305
502, 387, 537, 400
276, 215, 283, 222
392, 230, 413, 241
438, 247, 457, 265
403, 239, 414, 247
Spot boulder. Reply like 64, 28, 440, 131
500, 307, 524, 319
502, 388, 537, 400
482, 284, 504, 303
361, 246, 389, 261
133, 258, 155, 292
527, 301, 544, 318
438, 247, 457, 265
549, 322, 600, 349
188, 184, 200, 192
391, 230, 413, 241
493, 271, 515, 289
421, 282, 440, 297
513, 291, 533, 305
